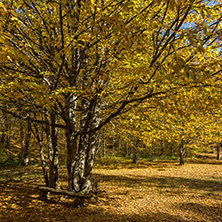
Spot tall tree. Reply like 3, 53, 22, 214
0, 0, 221, 194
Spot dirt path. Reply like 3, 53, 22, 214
0, 154, 222, 221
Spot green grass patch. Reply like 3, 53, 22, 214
143, 155, 179, 162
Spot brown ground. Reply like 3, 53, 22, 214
0, 153, 222, 222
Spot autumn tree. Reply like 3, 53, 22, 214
0, 0, 222, 194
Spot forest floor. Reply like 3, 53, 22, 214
0, 153, 222, 222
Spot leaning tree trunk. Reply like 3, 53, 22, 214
179, 139, 186, 165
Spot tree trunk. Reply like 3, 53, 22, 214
72, 133, 89, 193
20, 120, 25, 158
45, 112, 59, 189
124, 141, 128, 157
82, 131, 98, 194
179, 139, 185, 165
71, 96, 100, 194
103, 131, 106, 157
32, 120, 49, 186
170, 142, 173, 156
72, 129, 98, 194
132, 139, 140, 164
64, 93, 78, 190
160, 139, 164, 156
66, 130, 77, 190
23, 116, 31, 166
97, 135, 103, 157
50, 112, 59, 189
151, 140, 155, 156
112, 137, 115, 156
39, 139, 49, 186
117, 136, 121, 156
217, 143, 221, 160
132, 149, 138, 163
1, 109, 10, 155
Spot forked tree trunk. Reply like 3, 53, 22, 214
71, 97, 100, 194
72, 130, 98, 194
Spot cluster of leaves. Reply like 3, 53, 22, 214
0, 0, 222, 165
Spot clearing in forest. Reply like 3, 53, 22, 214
0, 154, 222, 222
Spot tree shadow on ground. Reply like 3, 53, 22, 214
93, 173, 222, 193
0, 182, 193, 222
0, 174, 221, 221
1, 157, 222, 222
175, 202, 222, 222
187, 153, 222, 165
